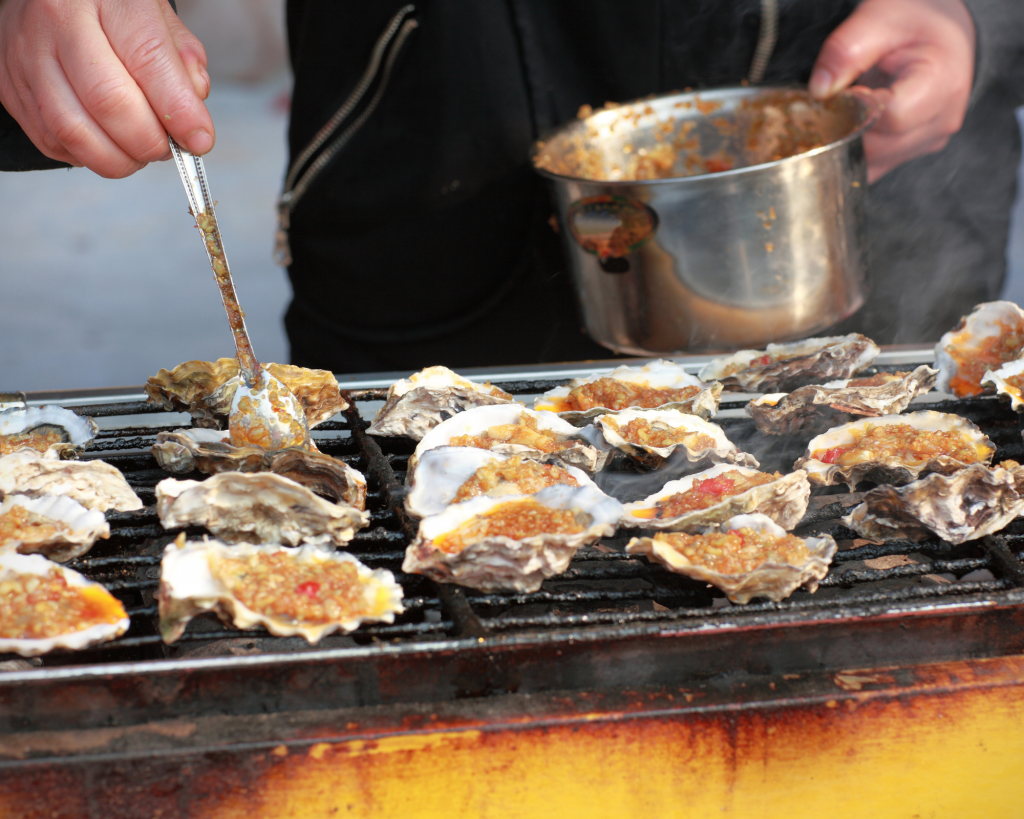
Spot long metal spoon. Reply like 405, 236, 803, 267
169, 136, 309, 450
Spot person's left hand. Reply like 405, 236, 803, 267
809, 0, 975, 183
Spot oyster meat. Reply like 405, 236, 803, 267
596, 409, 758, 470
621, 464, 810, 532
698, 334, 879, 393
0, 406, 97, 459
935, 301, 1024, 397
843, 461, 1024, 545
158, 537, 404, 644
145, 358, 347, 429
155, 473, 369, 547
794, 410, 995, 491
405, 446, 599, 518
151, 429, 366, 509
626, 513, 837, 604
367, 366, 514, 439
747, 366, 938, 436
0, 451, 143, 512
0, 493, 109, 562
0, 551, 129, 656
404, 484, 623, 593
534, 360, 722, 424
981, 356, 1024, 412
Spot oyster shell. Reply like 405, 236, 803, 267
366, 366, 514, 439
145, 358, 347, 429
596, 409, 758, 470
698, 334, 879, 393
0, 552, 129, 656
0, 451, 143, 512
626, 513, 837, 604
794, 410, 995, 491
981, 356, 1024, 411
405, 446, 599, 518
151, 429, 366, 509
158, 537, 403, 644
935, 301, 1024, 397
621, 464, 810, 532
0, 493, 109, 562
411, 404, 609, 475
534, 360, 722, 424
0, 406, 97, 458
404, 484, 623, 592
156, 473, 368, 547
843, 461, 1024, 545
747, 366, 938, 436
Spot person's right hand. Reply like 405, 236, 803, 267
0, 0, 214, 178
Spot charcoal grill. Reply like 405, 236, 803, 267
2, 348, 1024, 818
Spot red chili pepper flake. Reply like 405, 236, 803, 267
693, 477, 735, 497
296, 581, 320, 599
820, 446, 849, 465
755, 355, 772, 367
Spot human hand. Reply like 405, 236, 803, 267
809, 0, 975, 183
0, 0, 214, 178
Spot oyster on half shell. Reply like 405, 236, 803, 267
0, 406, 97, 459
794, 410, 995, 491
155, 473, 369, 547
698, 334, 879, 393
367, 366, 514, 440
626, 513, 837, 604
534, 360, 722, 424
935, 301, 1024, 397
747, 366, 938, 436
843, 461, 1024, 545
0, 493, 109, 562
0, 451, 143, 512
158, 537, 404, 644
981, 356, 1024, 411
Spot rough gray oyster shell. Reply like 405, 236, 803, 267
981, 356, 1024, 411
0, 493, 110, 562
0, 451, 143, 512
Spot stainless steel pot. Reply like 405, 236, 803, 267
533, 87, 881, 355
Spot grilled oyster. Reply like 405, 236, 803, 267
405, 446, 598, 518
794, 410, 995, 491
155, 473, 369, 547
981, 356, 1024, 411
843, 461, 1024, 545
158, 537, 403, 644
626, 513, 837, 604
621, 464, 810, 532
935, 301, 1024, 397
367, 366, 514, 439
411, 404, 608, 475
0, 552, 129, 656
0, 406, 97, 459
151, 429, 366, 509
534, 360, 722, 424
404, 484, 622, 592
0, 493, 109, 562
0, 451, 143, 512
698, 334, 879, 393
145, 358, 347, 429
747, 366, 938, 436
596, 409, 758, 470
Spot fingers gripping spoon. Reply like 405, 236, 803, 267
169, 137, 310, 450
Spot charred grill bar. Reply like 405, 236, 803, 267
2, 350, 1024, 816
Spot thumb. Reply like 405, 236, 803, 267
809, 3, 908, 98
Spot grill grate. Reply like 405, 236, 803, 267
5, 359, 1024, 671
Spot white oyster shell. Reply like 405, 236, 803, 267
842, 461, 1024, 545
621, 464, 810, 532
533, 360, 722, 424
596, 409, 758, 470
158, 537, 404, 644
698, 334, 879, 393
155, 473, 369, 547
981, 356, 1024, 411
367, 366, 515, 439
0, 552, 129, 656
405, 446, 599, 518
411, 403, 608, 475
0, 451, 142, 512
935, 301, 1024, 397
626, 513, 837, 604
0, 406, 97, 458
747, 365, 938, 436
0, 493, 109, 562
404, 484, 623, 593
794, 410, 995, 491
